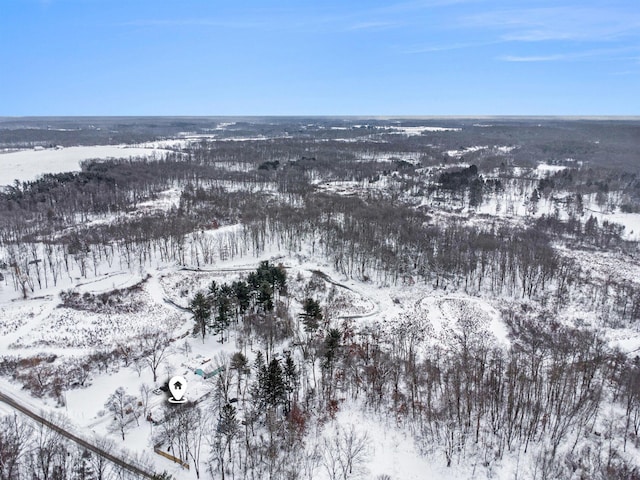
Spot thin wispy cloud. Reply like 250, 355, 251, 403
464, 7, 640, 43
501, 54, 568, 62
117, 18, 269, 29
4, 0, 640, 114
119, 8, 403, 34
611, 70, 640, 76
379, 0, 482, 13
346, 21, 402, 31
113, 2, 640, 78
499, 46, 640, 63
405, 39, 503, 54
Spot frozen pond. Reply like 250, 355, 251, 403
0, 145, 170, 186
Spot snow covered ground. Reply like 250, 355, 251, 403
418, 295, 510, 347
0, 145, 172, 185
389, 126, 462, 135
2, 138, 640, 479
0, 248, 636, 479
331, 125, 461, 135
0, 230, 519, 479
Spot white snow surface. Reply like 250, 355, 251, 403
328, 407, 462, 480
1, 142, 640, 479
389, 126, 462, 135
0, 145, 171, 186
536, 163, 568, 173
446, 145, 488, 157
0, 237, 514, 479
415, 294, 510, 347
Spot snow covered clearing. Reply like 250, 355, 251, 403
327, 407, 457, 480
417, 295, 510, 347
536, 163, 568, 174
446, 145, 488, 158
10, 301, 182, 350
135, 187, 182, 213
464, 166, 640, 241
389, 126, 462, 135
75, 272, 143, 294
136, 139, 191, 149
159, 269, 249, 308
313, 177, 400, 197
331, 125, 462, 135
495, 145, 516, 153
0, 145, 173, 185
588, 209, 640, 241
211, 161, 254, 172
354, 151, 422, 163
0, 299, 50, 337
555, 245, 640, 285
445, 145, 517, 158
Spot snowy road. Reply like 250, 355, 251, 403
0, 391, 157, 479
308, 269, 380, 320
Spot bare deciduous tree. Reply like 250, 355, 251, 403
105, 387, 140, 440
322, 424, 370, 480
139, 328, 172, 383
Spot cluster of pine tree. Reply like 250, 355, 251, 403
189, 261, 287, 342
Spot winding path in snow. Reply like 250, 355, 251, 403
307, 269, 380, 320
0, 297, 59, 354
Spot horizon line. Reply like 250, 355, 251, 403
2, 115, 640, 121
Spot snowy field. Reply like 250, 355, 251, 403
0, 145, 172, 185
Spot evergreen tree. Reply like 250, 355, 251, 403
218, 403, 238, 438
575, 192, 584, 216
258, 281, 274, 312
322, 328, 342, 400
270, 263, 287, 297
469, 177, 484, 207
189, 292, 211, 342
254, 261, 287, 297
212, 286, 233, 343
231, 280, 251, 316
323, 328, 342, 371
300, 297, 323, 332
263, 358, 287, 409
247, 271, 260, 291
215, 404, 238, 480
207, 280, 219, 297
230, 351, 249, 398
253, 351, 266, 390
283, 351, 298, 410
585, 215, 599, 237
253, 354, 286, 410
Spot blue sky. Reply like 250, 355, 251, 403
1, 0, 639, 115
